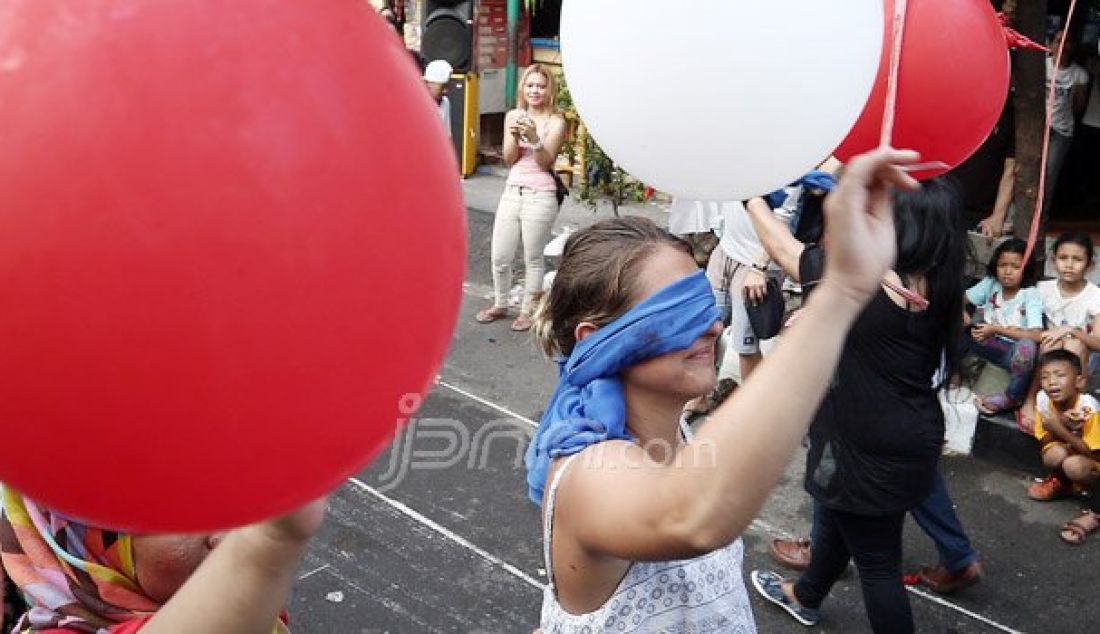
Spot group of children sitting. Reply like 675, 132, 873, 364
964, 232, 1100, 541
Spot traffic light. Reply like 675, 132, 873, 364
421, 1, 473, 72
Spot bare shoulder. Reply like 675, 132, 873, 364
548, 112, 568, 131
549, 441, 651, 500
545, 443, 635, 541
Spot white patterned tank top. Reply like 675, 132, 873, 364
539, 452, 757, 633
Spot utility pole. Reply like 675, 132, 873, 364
505, 0, 520, 108
1008, 0, 1049, 245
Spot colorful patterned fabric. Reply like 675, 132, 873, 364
1, 487, 156, 632
1, 487, 292, 633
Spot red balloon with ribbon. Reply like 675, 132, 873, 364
834, 0, 1012, 180
0, 0, 466, 531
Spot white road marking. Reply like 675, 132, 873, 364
298, 563, 332, 581
432, 378, 1026, 634
436, 380, 539, 429
347, 477, 545, 592
905, 587, 1022, 634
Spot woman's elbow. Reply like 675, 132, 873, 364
678, 521, 745, 556
660, 508, 746, 557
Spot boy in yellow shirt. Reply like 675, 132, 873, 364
1028, 349, 1100, 501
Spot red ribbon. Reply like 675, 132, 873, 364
998, 13, 1049, 53
1023, 0, 1077, 265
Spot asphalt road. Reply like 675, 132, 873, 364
289, 202, 1095, 633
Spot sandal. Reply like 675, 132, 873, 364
475, 306, 508, 324
975, 393, 1019, 415
1060, 511, 1100, 545
510, 313, 534, 332
1027, 474, 1070, 501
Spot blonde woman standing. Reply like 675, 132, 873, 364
476, 64, 568, 332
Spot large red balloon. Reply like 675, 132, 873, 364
0, 0, 465, 531
834, 0, 1010, 180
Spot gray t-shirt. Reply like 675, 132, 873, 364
1046, 58, 1090, 137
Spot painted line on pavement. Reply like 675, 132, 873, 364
297, 563, 331, 581
347, 477, 545, 592
905, 587, 1021, 634
437, 380, 539, 429
752, 514, 1020, 633
436, 379, 1024, 634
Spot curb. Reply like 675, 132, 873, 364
971, 413, 1044, 477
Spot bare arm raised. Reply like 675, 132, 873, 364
142, 498, 327, 634
555, 149, 921, 562
743, 197, 807, 281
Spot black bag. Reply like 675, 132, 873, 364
553, 172, 569, 206
745, 276, 784, 340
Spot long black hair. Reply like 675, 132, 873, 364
893, 177, 968, 387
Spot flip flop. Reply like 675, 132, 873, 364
475, 307, 508, 324
510, 314, 534, 332
1061, 511, 1100, 545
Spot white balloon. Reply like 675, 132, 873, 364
561, 0, 884, 200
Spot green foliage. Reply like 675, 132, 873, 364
555, 72, 648, 215
555, 73, 578, 164
575, 140, 648, 216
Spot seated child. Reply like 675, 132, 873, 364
1027, 349, 1100, 501
1038, 232, 1100, 362
1017, 232, 1100, 432
965, 238, 1042, 413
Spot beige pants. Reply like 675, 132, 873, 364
491, 185, 560, 310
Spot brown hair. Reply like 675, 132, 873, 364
533, 217, 691, 357
516, 64, 558, 111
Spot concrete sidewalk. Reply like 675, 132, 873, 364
461, 167, 669, 232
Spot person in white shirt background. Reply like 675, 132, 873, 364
423, 59, 453, 138
666, 198, 723, 268
705, 200, 783, 383
1044, 30, 1090, 213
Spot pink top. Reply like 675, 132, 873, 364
506, 116, 557, 192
